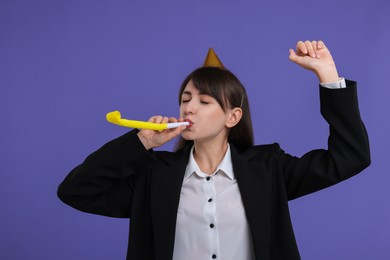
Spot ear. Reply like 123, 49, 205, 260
226, 107, 242, 128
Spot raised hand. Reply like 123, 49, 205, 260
289, 40, 339, 83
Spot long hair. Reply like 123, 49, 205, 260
175, 67, 254, 152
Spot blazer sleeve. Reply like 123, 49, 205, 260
57, 129, 154, 217
280, 80, 371, 200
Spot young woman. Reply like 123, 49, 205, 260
58, 41, 370, 260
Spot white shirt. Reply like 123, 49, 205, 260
320, 77, 346, 89
173, 145, 255, 260
172, 79, 346, 260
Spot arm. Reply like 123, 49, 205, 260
281, 80, 370, 199
58, 116, 184, 217
281, 41, 370, 199
57, 130, 154, 217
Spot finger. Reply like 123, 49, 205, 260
317, 40, 324, 50
148, 116, 157, 123
311, 40, 320, 58
151, 116, 163, 124
169, 117, 178, 123
162, 116, 169, 124
296, 41, 307, 55
317, 40, 326, 49
305, 40, 316, 58
317, 40, 329, 58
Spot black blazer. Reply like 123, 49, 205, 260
58, 81, 370, 260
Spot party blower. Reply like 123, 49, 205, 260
106, 111, 193, 131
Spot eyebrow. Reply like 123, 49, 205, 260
182, 90, 210, 97
182, 91, 192, 96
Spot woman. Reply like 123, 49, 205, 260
58, 41, 370, 259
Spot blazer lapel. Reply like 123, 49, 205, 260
150, 145, 191, 260
150, 144, 271, 259
231, 145, 271, 260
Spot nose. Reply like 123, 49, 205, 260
181, 99, 197, 115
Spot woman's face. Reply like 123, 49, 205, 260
179, 80, 230, 143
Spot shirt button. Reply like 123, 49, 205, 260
209, 223, 214, 228
206, 177, 211, 181
208, 198, 213, 202
212, 254, 217, 259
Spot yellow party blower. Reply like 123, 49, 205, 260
106, 111, 192, 131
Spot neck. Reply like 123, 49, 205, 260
193, 138, 229, 175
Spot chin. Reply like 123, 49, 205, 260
181, 132, 195, 141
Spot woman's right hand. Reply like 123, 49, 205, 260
137, 116, 186, 150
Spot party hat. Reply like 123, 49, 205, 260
203, 48, 224, 68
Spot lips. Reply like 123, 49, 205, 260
184, 119, 194, 129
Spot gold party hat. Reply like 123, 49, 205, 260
203, 48, 224, 68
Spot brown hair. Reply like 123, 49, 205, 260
175, 67, 254, 151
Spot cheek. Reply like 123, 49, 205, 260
211, 109, 227, 122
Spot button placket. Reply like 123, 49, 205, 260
203, 175, 219, 259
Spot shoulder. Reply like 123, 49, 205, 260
152, 144, 192, 165
234, 143, 283, 161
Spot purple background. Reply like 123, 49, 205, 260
1, 0, 389, 259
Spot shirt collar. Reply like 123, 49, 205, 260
184, 144, 235, 181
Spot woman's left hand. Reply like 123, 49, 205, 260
289, 40, 339, 83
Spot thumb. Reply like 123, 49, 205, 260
288, 48, 299, 63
